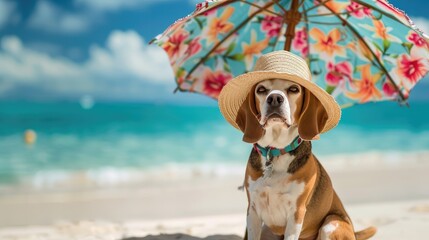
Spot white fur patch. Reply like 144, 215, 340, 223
246, 206, 262, 240
320, 222, 339, 240
285, 223, 303, 240
257, 125, 299, 149
247, 157, 305, 229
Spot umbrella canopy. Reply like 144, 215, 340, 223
152, 0, 429, 107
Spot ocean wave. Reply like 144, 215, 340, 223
1, 150, 428, 193
1, 102, 429, 191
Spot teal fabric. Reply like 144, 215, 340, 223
254, 136, 303, 160
154, 0, 429, 107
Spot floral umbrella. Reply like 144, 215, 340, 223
152, 0, 429, 107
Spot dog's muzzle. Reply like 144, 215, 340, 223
261, 90, 292, 127
267, 92, 284, 107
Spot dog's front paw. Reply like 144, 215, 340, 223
284, 234, 299, 240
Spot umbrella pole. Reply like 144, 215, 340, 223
284, 0, 301, 51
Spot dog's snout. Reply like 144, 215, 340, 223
267, 93, 284, 107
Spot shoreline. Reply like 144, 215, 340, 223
0, 159, 429, 226
0, 152, 428, 239
1, 149, 429, 194
1, 199, 429, 240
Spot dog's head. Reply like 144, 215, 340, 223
236, 79, 329, 146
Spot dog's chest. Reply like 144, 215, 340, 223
248, 167, 305, 227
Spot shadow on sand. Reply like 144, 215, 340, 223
123, 234, 242, 240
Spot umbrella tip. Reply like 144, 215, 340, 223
398, 99, 410, 108
173, 87, 180, 94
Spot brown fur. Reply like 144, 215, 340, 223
244, 146, 376, 240
242, 80, 376, 240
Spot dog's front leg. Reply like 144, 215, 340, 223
283, 207, 306, 240
247, 205, 262, 240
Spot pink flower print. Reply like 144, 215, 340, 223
346, 2, 371, 18
382, 81, 397, 97
408, 31, 428, 48
261, 16, 283, 38
202, 69, 233, 98
326, 61, 352, 86
185, 38, 202, 58
163, 29, 189, 64
292, 27, 308, 57
397, 54, 428, 84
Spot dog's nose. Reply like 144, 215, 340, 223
267, 93, 284, 107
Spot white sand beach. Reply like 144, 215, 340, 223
1, 151, 429, 240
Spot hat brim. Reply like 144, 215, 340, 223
218, 71, 341, 134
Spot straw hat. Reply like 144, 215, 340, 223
218, 50, 341, 135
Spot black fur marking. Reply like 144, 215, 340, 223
287, 141, 312, 174
249, 147, 262, 172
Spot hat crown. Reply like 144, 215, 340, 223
253, 50, 311, 82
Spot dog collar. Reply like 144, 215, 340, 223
253, 136, 303, 162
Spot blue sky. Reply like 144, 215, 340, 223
0, 0, 428, 104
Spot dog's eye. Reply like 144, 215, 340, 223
256, 86, 267, 94
288, 86, 299, 94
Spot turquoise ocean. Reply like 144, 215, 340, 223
0, 100, 428, 189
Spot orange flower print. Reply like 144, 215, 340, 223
347, 65, 382, 103
185, 38, 202, 58
316, 0, 348, 14
360, 20, 400, 42
163, 29, 189, 64
206, 7, 235, 44
310, 28, 345, 57
347, 38, 383, 63
242, 30, 269, 70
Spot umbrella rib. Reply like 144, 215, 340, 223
321, 2, 407, 102
284, 0, 301, 50
302, 20, 344, 25
273, 0, 288, 15
272, 16, 288, 51
303, 0, 332, 13
350, 0, 412, 26
185, 1, 278, 82
239, 0, 283, 17
306, 9, 367, 17
302, 4, 312, 59
298, 0, 306, 9
194, 0, 240, 17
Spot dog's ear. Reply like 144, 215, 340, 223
236, 88, 264, 143
298, 88, 328, 141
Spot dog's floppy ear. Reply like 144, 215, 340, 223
235, 88, 264, 143
298, 88, 328, 141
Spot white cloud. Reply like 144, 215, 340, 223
411, 16, 429, 37
0, 31, 175, 101
27, 42, 63, 56
75, 0, 162, 12
0, 0, 16, 29
28, 0, 90, 34
0, 36, 84, 83
87, 31, 172, 83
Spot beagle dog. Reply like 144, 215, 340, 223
237, 79, 376, 240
